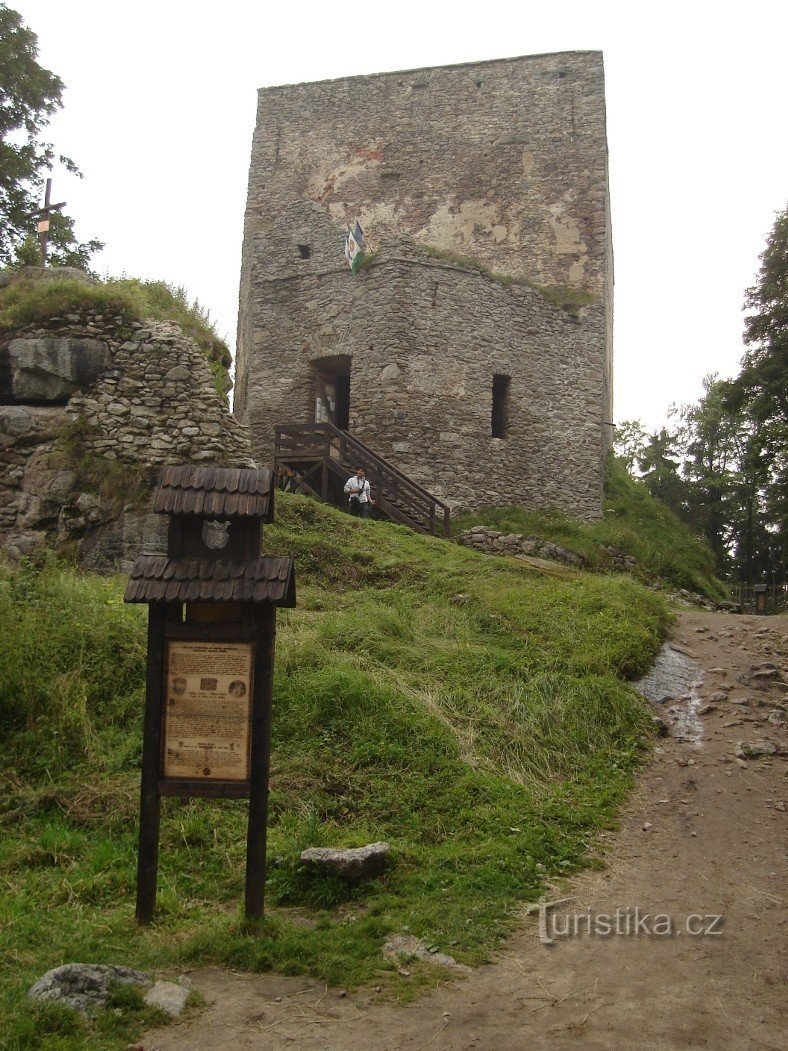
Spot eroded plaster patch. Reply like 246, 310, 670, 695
420, 200, 509, 249
547, 203, 586, 256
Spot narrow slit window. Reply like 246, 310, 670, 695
491, 374, 510, 438
297, 244, 311, 259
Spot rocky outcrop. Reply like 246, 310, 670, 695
1, 336, 109, 402
0, 307, 254, 569
456, 525, 586, 568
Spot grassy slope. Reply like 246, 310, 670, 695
454, 456, 725, 601
0, 496, 669, 1049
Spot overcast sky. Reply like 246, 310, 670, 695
10, 0, 787, 431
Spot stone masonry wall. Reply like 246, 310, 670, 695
0, 309, 254, 568
239, 226, 605, 518
237, 52, 613, 515
245, 52, 610, 296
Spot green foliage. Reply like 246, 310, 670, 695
736, 203, 788, 577
617, 208, 787, 586
356, 249, 379, 271
0, 275, 232, 400
0, 5, 101, 269
454, 455, 723, 600
0, 497, 670, 1046
743, 204, 788, 374
11, 212, 104, 274
635, 427, 689, 521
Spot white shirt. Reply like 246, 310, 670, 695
344, 475, 371, 502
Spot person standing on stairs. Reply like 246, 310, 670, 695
344, 467, 375, 519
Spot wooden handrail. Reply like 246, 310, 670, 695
276, 422, 451, 512
274, 421, 451, 536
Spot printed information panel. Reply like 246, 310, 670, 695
163, 641, 253, 781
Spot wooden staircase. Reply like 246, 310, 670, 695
274, 422, 451, 537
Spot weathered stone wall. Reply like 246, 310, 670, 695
237, 51, 613, 516
245, 51, 610, 294
0, 309, 254, 568
239, 225, 605, 516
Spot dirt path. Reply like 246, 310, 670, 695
147, 612, 787, 1050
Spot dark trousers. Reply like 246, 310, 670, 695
349, 498, 371, 518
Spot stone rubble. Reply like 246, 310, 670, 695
456, 525, 586, 567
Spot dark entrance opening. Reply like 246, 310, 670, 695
314, 355, 351, 431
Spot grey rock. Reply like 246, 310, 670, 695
300, 841, 391, 882
651, 716, 669, 737
143, 980, 190, 1018
735, 739, 782, 759
0, 404, 65, 443
165, 365, 191, 381
3, 337, 109, 402
28, 963, 151, 1014
383, 934, 471, 974
3, 530, 47, 558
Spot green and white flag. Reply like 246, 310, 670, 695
344, 221, 365, 273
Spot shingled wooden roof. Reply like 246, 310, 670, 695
124, 555, 295, 605
153, 465, 274, 520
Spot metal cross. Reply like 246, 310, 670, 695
26, 178, 67, 267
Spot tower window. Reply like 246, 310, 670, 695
491, 375, 510, 438
297, 244, 311, 259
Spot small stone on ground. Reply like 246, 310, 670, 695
300, 842, 391, 882
383, 935, 471, 974
144, 981, 190, 1018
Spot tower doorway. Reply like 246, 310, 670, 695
313, 355, 351, 430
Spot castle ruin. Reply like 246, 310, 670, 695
236, 51, 613, 518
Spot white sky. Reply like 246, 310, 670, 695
10, 0, 787, 431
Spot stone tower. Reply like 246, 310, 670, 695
236, 51, 613, 517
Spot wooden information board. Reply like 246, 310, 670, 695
164, 641, 253, 781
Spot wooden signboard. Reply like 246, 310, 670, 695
164, 641, 253, 781
125, 465, 295, 925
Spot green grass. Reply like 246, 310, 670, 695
0, 276, 231, 401
0, 498, 670, 1048
453, 456, 725, 601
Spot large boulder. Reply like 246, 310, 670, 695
1, 337, 109, 403
0, 404, 65, 446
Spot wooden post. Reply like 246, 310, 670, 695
136, 603, 166, 924
25, 178, 66, 268
245, 607, 277, 918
